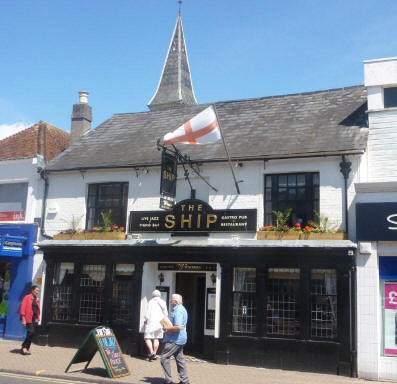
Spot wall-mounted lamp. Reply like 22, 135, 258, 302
210, 273, 217, 285
158, 273, 164, 286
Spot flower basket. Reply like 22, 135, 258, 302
84, 232, 126, 240
301, 232, 346, 240
256, 231, 346, 240
53, 232, 126, 240
256, 231, 301, 240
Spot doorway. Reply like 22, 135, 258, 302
175, 273, 206, 354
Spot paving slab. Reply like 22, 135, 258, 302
0, 339, 391, 384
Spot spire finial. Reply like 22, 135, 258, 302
178, 0, 182, 14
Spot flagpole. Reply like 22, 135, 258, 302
212, 104, 241, 195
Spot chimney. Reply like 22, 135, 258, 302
70, 91, 92, 145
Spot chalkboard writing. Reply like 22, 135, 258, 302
65, 326, 130, 379
97, 335, 129, 378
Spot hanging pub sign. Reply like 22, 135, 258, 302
129, 198, 257, 233
160, 150, 177, 210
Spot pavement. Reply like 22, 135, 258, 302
0, 339, 391, 384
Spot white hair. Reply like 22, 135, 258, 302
172, 293, 183, 304
152, 289, 161, 298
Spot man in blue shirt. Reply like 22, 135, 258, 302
161, 293, 190, 384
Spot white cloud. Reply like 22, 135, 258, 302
0, 122, 32, 140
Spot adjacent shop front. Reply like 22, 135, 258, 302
39, 199, 357, 375
0, 224, 37, 339
357, 203, 397, 360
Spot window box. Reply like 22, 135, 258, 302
256, 231, 346, 240
53, 232, 126, 240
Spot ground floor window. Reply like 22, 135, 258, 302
51, 262, 135, 324
112, 264, 135, 325
232, 268, 256, 334
310, 269, 337, 338
267, 268, 300, 336
231, 265, 339, 339
52, 263, 74, 321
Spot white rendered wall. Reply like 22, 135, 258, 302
367, 110, 397, 182
44, 157, 355, 237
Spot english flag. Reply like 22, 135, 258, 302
163, 106, 221, 145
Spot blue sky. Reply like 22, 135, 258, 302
1, 0, 397, 139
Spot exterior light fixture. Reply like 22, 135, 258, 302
210, 273, 216, 285
158, 272, 164, 285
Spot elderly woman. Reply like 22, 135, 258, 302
144, 289, 168, 360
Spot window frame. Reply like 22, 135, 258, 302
263, 172, 319, 227
384, 87, 397, 109
85, 182, 129, 230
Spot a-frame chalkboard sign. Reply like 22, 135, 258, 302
65, 326, 130, 379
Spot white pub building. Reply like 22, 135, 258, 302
36, 10, 397, 381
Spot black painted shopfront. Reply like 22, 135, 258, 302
38, 240, 356, 376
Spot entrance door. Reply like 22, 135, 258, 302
175, 273, 206, 354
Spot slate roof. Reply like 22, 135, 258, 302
0, 121, 69, 162
46, 85, 368, 172
148, 14, 197, 110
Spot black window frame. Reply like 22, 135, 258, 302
229, 264, 340, 342
86, 182, 129, 230
264, 172, 319, 227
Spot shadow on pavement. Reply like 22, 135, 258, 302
81, 367, 108, 378
141, 377, 166, 384
9, 348, 22, 354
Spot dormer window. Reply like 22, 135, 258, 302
384, 87, 397, 108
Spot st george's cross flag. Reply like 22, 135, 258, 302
163, 106, 221, 145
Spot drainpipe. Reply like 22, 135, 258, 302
39, 169, 52, 240
339, 155, 352, 235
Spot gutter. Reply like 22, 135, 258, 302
39, 169, 52, 240
44, 150, 365, 173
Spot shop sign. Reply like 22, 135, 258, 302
384, 282, 397, 356
0, 211, 25, 221
0, 234, 26, 257
129, 198, 257, 233
158, 263, 217, 272
160, 151, 177, 210
356, 203, 397, 241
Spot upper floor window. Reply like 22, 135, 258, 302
264, 173, 319, 227
86, 183, 128, 230
384, 87, 397, 108
0, 183, 28, 221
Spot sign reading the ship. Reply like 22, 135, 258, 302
129, 198, 257, 233
160, 151, 177, 210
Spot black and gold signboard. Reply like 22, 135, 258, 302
160, 151, 177, 210
129, 198, 257, 233
158, 263, 217, 271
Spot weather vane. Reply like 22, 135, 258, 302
178, 0, 182, 14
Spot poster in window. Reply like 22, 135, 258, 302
384, 282, 397, 356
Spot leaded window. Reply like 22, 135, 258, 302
232, 268, 256, 334
52, 263, 74, 321
112, 264, 134, 325
79, 264, 105, 323
311, 269, 337, 339
86, 183, 128, 230
264, 173, 319, 226
266, 268, 300, 336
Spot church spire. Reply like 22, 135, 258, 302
148, 9, 197, 111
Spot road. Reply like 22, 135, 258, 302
0, 372, 89, 384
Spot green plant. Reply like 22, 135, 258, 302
100, 210, 113, 230
312, 210, 338, 233
272, 208, 292, 231
60, 214, 84, 234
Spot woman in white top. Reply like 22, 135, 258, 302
144, 289, 168, 360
